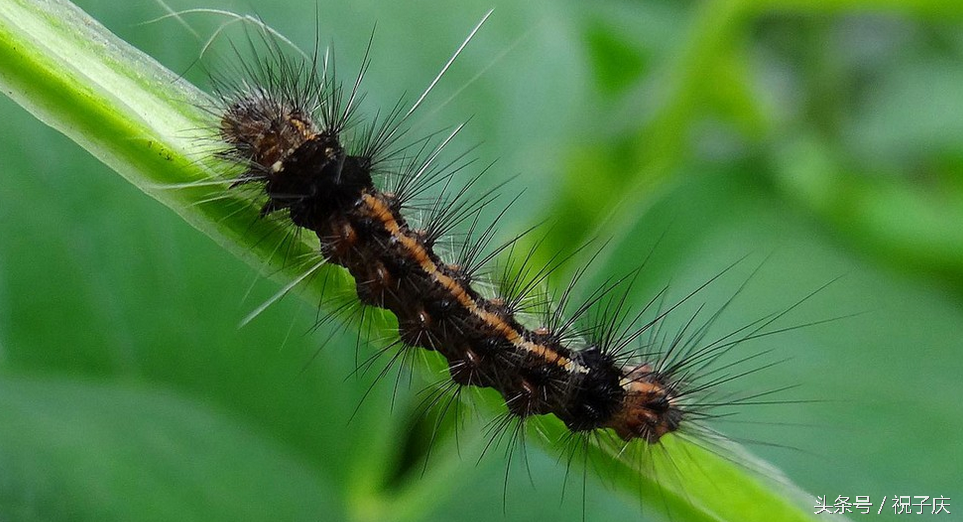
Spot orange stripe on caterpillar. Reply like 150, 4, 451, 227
360, 191, 582, 372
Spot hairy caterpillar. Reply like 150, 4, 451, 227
194, 7, 833, 521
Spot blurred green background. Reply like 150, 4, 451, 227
1, 0, 961, 521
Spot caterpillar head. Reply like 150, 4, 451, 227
607, 364, 683, 443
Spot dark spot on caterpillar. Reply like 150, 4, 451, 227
448, 346, 483, 386
398, 306, 433, 349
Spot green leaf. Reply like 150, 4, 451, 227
0, 375, 338, 522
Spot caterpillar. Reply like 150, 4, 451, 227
201, 5, 825, 504
212, 13, 743, 448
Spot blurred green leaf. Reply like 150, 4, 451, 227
0, 376, 338, 522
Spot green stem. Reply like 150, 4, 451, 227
0, 0, 330, 288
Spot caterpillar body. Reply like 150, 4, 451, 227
215, 32, 694, 448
